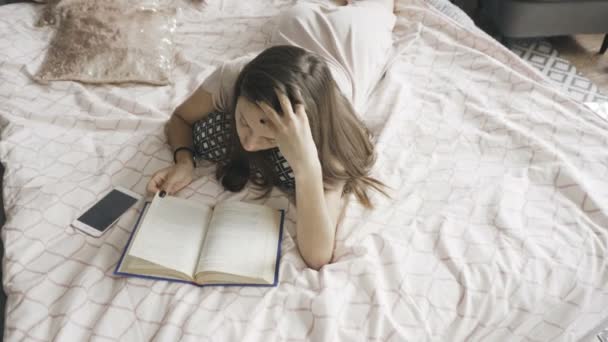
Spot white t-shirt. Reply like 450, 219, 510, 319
201, 2, 396, 113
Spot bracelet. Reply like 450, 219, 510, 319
173, 146, 196, 167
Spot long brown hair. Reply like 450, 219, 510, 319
216, 45, 387, 208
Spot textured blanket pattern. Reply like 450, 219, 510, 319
1, 0, 607, 341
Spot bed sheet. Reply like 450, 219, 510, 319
1, 0, 608, 341
585, 101, 608, 121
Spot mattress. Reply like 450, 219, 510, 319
1, 0, 607, 341
586, 101, 608, 121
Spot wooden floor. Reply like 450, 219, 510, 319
550, 34, 608, 96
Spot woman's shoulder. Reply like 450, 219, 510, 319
200, 53, 259, 113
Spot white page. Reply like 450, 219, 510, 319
196, 202, 281, 282
129, 193, 212, 278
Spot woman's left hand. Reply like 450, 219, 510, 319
257, 89, 321, 175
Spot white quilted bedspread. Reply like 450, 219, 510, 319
1, 0, 607, 341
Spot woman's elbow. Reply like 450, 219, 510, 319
297, 220, 339, 270
302, 251, 332, 271
165, 115, 176, 135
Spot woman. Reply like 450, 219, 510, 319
147, 0, 396, 269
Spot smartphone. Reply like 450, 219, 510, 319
71, 186, 142, 237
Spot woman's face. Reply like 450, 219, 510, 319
235, 96, 278, 152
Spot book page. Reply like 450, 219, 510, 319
120, 255, 192, 282
128, 193, 213, 278
195, 202, 281, 283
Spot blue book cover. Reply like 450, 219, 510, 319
114, 200, 285, 287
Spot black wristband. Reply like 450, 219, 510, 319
173, 146, 196, 166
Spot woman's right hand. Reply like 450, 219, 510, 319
146, 163, 194, 195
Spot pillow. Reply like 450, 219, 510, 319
36, 0, 74, 27
34, 2, 177, 85
36, 0, 165, 27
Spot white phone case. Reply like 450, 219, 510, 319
71, 186, 142, 237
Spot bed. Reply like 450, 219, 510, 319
1, 0, 607, 341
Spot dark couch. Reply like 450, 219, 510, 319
484, 0, 608, 54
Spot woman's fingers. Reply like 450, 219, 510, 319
165, 182, 179, 195
147, 182, 160, 194
257, 101, 284, 131
274, 88, 295, 119
147, 170, 168, 193
164, 176, 187, 196
294, 103, 306, 117
257, 88, 308, 137
147, 164, 195, 196
292, 88, 306, 117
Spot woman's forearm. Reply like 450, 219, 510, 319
167, 115, 195, 166
294, 163, 336, 270
165, 86, 214, 165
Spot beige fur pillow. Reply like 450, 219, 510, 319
36, 0, 74, 27
35, 2, 177, 85
36, 0, 166, 27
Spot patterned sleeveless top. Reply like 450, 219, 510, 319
192, 112, 296, 191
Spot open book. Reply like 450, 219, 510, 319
114, 192, 284, 286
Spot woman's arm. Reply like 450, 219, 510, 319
294, 164, 345, 270
257, 90, 346, 270
147, 87, 216, 194
167, 87, 216, 164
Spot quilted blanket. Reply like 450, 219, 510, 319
1, 0, 607, 341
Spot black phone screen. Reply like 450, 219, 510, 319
77, 189, 139, 231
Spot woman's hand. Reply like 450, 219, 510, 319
257, 89, 321, 175
146, 162, 194, 195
